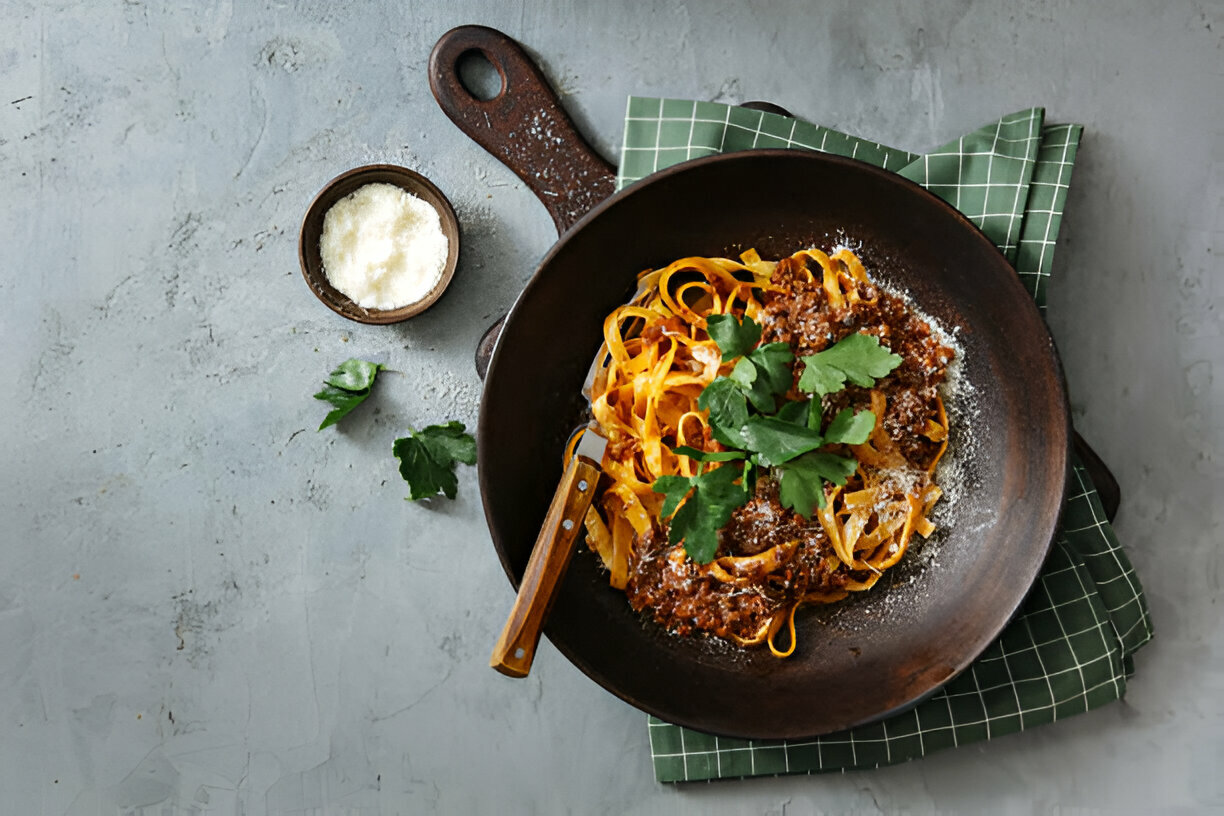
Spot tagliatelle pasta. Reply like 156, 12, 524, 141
580, 247, 955, 658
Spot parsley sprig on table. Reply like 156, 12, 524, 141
314, 359, 385, 430
654, 316, 902, 563
393, 422, 477, 500
312, 358, 476, 501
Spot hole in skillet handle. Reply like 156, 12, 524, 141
457, 49, 505, 102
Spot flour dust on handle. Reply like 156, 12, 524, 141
429, 25, 619, 379
428, 25, 617, 234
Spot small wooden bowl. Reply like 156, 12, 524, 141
298, 164, 460, 324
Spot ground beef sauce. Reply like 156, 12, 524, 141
762, 253, 953, 469
624, 252, 953, 645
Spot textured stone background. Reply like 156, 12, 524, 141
2, 1, 1221, 813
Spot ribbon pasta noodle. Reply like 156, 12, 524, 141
581, 248, 955, 657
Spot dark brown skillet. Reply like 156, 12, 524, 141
431, 26, 1115, 739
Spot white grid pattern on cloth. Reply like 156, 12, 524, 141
1063, 463, 1152, 652
683, 100, 697, 163
650, 98, 663, 175
1015, 123, 1081, 310
644, 463, 1148, 782
908, 110, 1041, 260
615, 99, 1150, 782
1004, 112, 1040, 258
616, 97, 914, 189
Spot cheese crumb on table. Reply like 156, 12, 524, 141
320, 182, 449, 310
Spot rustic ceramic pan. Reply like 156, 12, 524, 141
431, 26, 1075, 739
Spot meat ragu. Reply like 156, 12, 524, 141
626, 478, 849, 642
585, 248, 955, 656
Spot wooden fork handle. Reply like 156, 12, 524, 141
489, 455, 601, 677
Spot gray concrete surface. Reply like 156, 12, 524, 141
3, 1, 1221, 813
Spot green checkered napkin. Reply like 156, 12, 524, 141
618, 99, 1153, 783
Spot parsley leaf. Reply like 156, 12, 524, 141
674, 320, 902, 558
730, 357, 773, 413
774, 399, 810, 426
729, 356, 758, 389
797, 333, 902, 397
700, 313, 795, 431
728, 342, 795, 413
314, 359, 385, 430
776, 451, 859, 516
747, 342, 795, 396
823, 408, 877, 445
697, 377, 749, 448
392, 422, 477, 500
796, 360, 845, 399
652, 463, 748, 563
706, 313, 762, 359
653, 474, 694, 519
740, 415, 826, 467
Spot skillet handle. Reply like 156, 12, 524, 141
467, 96, 797, 381
741, 100, 795, 118
489, 454, 600, 677
429, 25, 617, 235
1072, 430, 1121, 522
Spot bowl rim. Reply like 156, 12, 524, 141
298, 163, 460, 324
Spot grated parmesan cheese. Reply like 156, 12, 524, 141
320, 182, 448, 310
